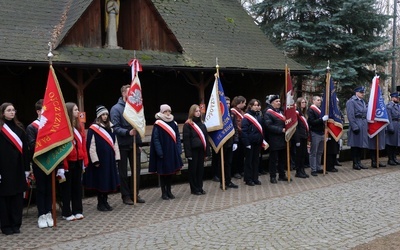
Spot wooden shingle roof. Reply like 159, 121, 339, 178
0, 0, 309, 74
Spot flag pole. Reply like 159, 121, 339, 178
216, 58, 226, 190
133, 136, 137, 205
285, 63, 291, 182
47, 42, 57, 227
323, 61, 331, 176
374, 65, 380, 168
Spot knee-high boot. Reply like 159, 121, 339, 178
165, 175, 175, 199
160, 176, 169, 200
352, 148, 361, 170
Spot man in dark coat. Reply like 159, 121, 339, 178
264, 95, 289, 183
346, 86, 369, 170
110, 85, 145, 205
386, 92, 400, 165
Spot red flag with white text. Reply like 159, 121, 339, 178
284, 66, 297, 142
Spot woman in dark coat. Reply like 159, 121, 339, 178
83, 105, 120, 211
294, 97, 309, 178
0, 102, 29, 235
149, 104, 183, 200
183, 104, 210, 195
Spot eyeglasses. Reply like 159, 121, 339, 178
5, 109, 16, 113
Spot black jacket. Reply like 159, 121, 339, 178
307, 105, 324, 134
241, 110, 264, 146
264, 108, 286, 151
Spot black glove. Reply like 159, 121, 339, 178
353, 129, 360, 135
389, 130, 395, 134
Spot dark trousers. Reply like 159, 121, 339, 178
33, 164, 52, 217
295, 138, 307, 170
269, 149, 286, 178
60, 160, 83, 217
188, 148, 205, 193
244, 144, 261, 183
214, 146, 233, 184
0, 194, 23, 234
232, 141, 245, 175
326, 154, 336, 171
119, 148, 141, 199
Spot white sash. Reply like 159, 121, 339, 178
230, 108, 244, 119
296, 111, 309, 132
1, 123, 23, 153
267, 109, 286, 121
31, 119, 40, 129
155, 120, 176, 143
243, 113, 269, 150
89, 124, 114, 149
310, 104, 321, 115
188, 122, 206, 151
74, 128, 82, 144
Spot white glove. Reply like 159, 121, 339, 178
232, 144, 238, 151
246, 145, 251, 149
322, 115, 329, 121
296, 143, 300, 147
56, 169, 66, 182
25, 171, 30, 179
0, 174, 1, 183
187, 157, 192, 161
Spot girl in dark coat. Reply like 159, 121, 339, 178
0, 102, 29, 235
83, 105, 120, 211
293, 98, 309, 178
149, 104, 183, 200
241, 99, 264, 186
183, 104, 210, 195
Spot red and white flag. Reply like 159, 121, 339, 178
284, 65, 297, 142
123, 59, 146, 139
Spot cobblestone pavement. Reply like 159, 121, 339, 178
2, 159, 400, 249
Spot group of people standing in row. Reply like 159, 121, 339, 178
1, 84, 399, 236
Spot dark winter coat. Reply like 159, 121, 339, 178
386, 101, 400, 146
307, 105, 324, 135
241, 110, 264, 147
83, 123, 120, 192
0, 120, 29, 196
110, 97, 142, 149
149, 120, 183, 175
346, 95, 369, 148
264, 108, 286, 151
183, 117, 210, 158
293, 110, 309, 143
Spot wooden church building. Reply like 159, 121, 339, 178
0, 0, 309, 127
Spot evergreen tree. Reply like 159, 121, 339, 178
252, 0, 392, 97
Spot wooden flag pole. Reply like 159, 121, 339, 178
51, 170, 57, 227
285, 64, 291, 182
133, 136, 137, 205
323, 62, 331, 176
376, 135, 380, 168
220, 148, 226, 190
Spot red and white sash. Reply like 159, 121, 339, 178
309, 104, 321, 115
31, 119, 40, 129
230, 108, 244, 119
296, 111, 309, 132
188, 122, 206, 151
1, 124, 23, 153
155, 120, 176, 143
74, 128, 82, 145
243, 113, 269, 150
267, 109, 286, 122
89, 124, 114, 148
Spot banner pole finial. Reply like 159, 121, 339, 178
47, 42, 53, 65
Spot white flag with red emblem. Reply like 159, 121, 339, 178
123, 59, 146, 139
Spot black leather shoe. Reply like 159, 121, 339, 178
137, 196, 146, 203
12, 228, 20, 234
227, 182, 238, 188
295, 172, 307, 178
270, 177, 277, 184
379, 163, 386, 167
311, 171, 318, 176
161, 194, 169, 200
191, 191, 202, 195
335, 160, 342, 166
200, 190, 206, 195
388, 160, 397, 166
353, 164, 361, 170
253, 180, 261, 185
245, 181, 255, 186
327, 168, 338, 172
278, 176, 291, 181
122, 197, 134, 205
394, 159, 400, 165
358, 163, 368, 169
316, 169, 324, 174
